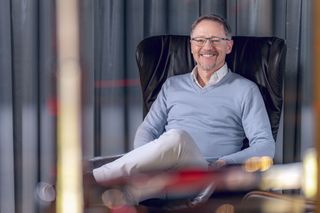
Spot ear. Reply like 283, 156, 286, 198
226, 39, 233, 54
190, 43, 195, 55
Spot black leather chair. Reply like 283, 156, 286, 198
88, 35, 287, 211
137, 35, 286, 145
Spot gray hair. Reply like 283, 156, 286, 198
190, 14, 232, 38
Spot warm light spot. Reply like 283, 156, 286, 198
55, 0, 83, 212
259, 156, 273, 171
101, 189, 137, 213
216, 203, 235, 213
244, 157, 261, 172
244, 156, 273, 172
262, 197, 304, 213
302, 149, 317, 198
260, 163, 302, 190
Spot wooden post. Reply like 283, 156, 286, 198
55, 0, 83, 212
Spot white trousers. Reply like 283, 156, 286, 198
93, 129, 209, 202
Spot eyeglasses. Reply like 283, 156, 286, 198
190, 36, 231, 46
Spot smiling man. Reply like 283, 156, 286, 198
190, 17, 233, 86
92, 14, 275, 207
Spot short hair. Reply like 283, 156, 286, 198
190, 14, 232, 38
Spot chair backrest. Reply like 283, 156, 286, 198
136, 35, 286, 140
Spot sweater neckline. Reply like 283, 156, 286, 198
190, 71, 233, 93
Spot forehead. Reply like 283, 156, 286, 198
191, 20, 226, 37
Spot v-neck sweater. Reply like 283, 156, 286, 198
134, 70, 275, 164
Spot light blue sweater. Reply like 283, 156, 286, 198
134, 71, 275, 164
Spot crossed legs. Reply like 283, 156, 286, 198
93, 129, 208, 203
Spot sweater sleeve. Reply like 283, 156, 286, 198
133, 81, 169, 148
219, 85, 275, 164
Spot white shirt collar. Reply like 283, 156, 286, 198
191, 63, 229, 88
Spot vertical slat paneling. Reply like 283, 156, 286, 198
11, 0, 39, 212
39, 0, 56, 188
0, 1, 15, 212
283, 0, 302, 163
80, 0, 95, 159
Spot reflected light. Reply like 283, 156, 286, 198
36, 182, 56, 203
101, 189, 137, 213
302, 149, 317, 198
55, 0, 83, 212
216, 203, 235, 213
244, 156, 273, 172
262, 197, 304, 213
260, 163, 303, 190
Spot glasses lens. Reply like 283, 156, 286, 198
211, 38, 221, 43
192, 37, 227, 46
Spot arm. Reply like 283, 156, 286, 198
133, 82, 169, 148
219, 85, 275, 164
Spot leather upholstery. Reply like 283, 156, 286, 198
136, 35, 286, 140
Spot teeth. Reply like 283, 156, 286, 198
201, 54, 214, 57
200, 52, 217, 57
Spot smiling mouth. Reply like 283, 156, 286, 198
200, 51, 218, 57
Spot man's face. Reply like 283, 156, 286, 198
190, 20, 233, 73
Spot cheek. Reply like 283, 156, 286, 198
218, 47, 231, 56
191, 45, 197, 54
191, 47, 200, 59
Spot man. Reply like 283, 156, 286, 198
92, 14, 275, 206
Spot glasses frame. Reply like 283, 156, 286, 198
190, 36, 231, 47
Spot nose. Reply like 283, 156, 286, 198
202, 40, 216, 49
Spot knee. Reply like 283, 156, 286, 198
163, 129, 193, 148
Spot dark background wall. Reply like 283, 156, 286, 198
0, 0, 313, 212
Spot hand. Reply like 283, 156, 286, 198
208, 160, 226, 170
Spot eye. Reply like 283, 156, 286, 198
191, 38, 206, 46
191, 37, 229, 46
211, 38, 221, 43
195, 38, 206, 45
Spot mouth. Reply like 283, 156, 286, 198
200, 51, 218, 58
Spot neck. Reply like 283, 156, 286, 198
196, 63, 225, 86
196, 70, 214, 87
